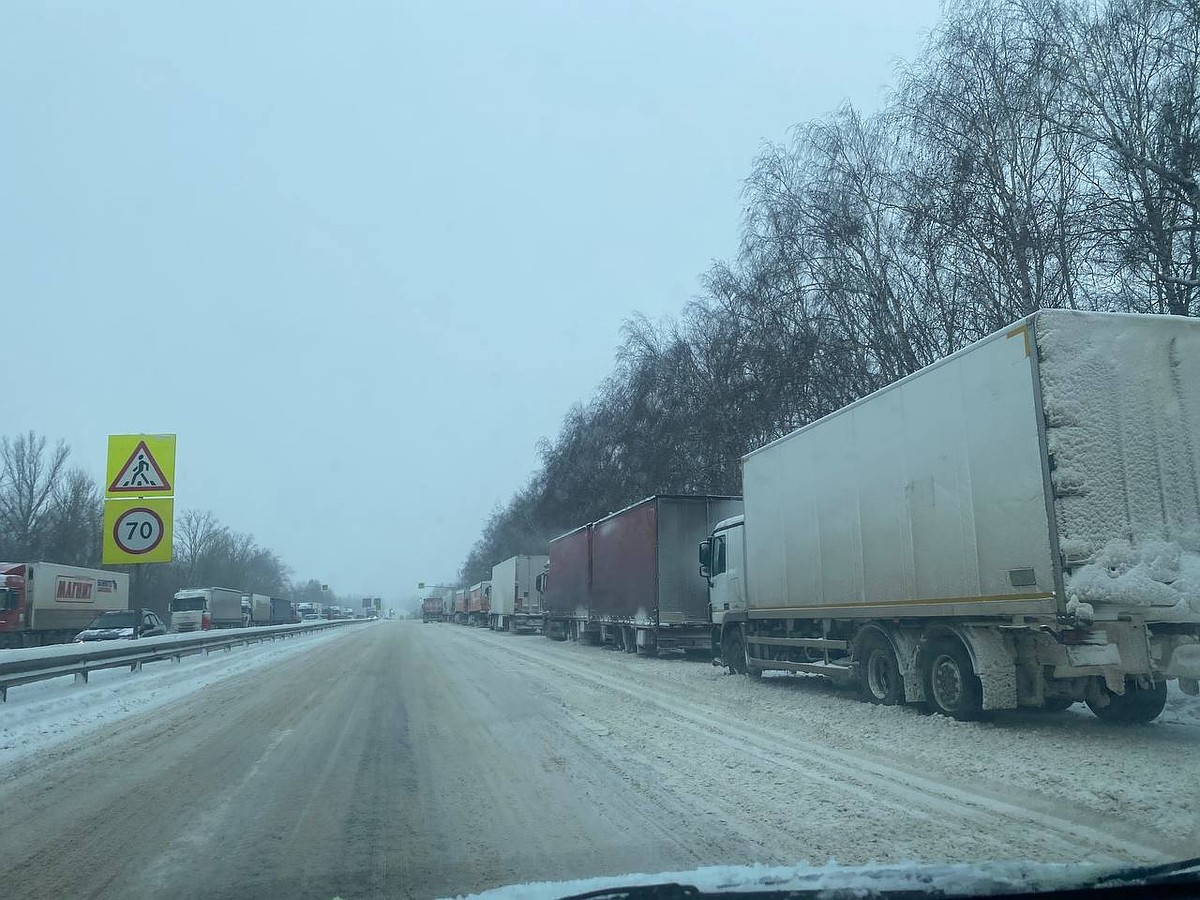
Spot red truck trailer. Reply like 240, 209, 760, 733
421, 595, 444, 623
466, 581, 491, 627
543, 525, 591, 641
544, 496, 743, 653
452, 589, 469, 625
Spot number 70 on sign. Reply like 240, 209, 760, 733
102, 497, 174, 564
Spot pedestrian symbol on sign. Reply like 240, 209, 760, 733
108, 440, 172, 493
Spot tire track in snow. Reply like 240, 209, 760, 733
444, 626, 1192, 864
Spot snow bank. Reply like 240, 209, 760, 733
1036, 310, 1200, 616
455, 859, 1121, 900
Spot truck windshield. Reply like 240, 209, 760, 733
0, 589, 16, 611
88, 611, 137, 628
170, 597, 207, 612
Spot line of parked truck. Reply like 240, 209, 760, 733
0, 561, 339, 648
437, 310, 1200, 724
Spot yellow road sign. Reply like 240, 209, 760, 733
106, 434, 176, 497
103, 497, 174, 564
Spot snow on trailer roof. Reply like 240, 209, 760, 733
741, 308, 1200, 463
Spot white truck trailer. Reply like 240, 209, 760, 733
243, 593, 271, 626
0, 562, 129, 648
701, 310, 1200, 723
169, 587, 245, 631
489, 555, 549, 633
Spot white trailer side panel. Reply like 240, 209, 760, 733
743, 325, 1056, 616
28, 563, 129, 631
490, 556, 549, 616
515, 555, 547, 614
490, 557, 518, 617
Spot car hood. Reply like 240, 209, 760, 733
456, 858, 1200, 899
74, 627, 136, 641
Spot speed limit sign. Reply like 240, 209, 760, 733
113, 507, 164, 554
102, 497, 174, 564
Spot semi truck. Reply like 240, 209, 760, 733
700, 309, 1200, 723
169, 587, 245, 631
421, 596, 444, 623
545, 496, 743, 653
0, 562, 130, 648
297, 602, 322, 621
489, 555, 548, 633
467, 581, 492, 627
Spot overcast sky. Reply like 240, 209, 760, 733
1, 1, 943, 603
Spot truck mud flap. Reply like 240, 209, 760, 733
956, 626, 1018, 710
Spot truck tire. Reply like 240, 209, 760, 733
722, 626, 747, 674
923, 638, 984, 720
721, 626, 760, 676
1086, 678, 1167, 723
859, 631, 904, 705
635, 631, 657, 657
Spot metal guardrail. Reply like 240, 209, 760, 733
0, 619, 367, 701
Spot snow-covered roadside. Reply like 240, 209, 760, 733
447, 626, 1200, 863
0, 623, 368, 771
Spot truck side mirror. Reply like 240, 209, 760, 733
698, 540, 712, 578
535, 573, 547, 594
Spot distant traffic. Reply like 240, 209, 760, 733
0, 561, 378, 650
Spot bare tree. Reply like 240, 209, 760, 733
43, 467, 103, 566
174, 510, 226, 586
0, 431, 71, 560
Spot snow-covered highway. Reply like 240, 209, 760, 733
0, 620, 1196, 899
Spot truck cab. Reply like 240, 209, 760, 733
0, 566, 25, 636
699, 515, 747, 626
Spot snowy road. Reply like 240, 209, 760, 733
0, 621, 1196, 900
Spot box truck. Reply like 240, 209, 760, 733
489, 555, 549, 633
0, 562, 129, 648
701, 310, 1200, 722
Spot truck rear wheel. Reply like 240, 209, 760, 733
859, 632, 904, 705
923, 638, 983, 720
1086, 678, 1167, 723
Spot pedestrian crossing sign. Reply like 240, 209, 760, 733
106, 434, 176, 497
